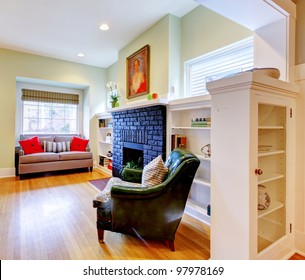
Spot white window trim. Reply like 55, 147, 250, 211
22, 101, 79, 135
16, 82, 83, 137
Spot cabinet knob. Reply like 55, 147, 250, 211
255, 169, 263, 175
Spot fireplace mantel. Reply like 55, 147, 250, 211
106, 98, 168, 113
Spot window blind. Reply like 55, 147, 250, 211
185, 37, 254, 96
21, 89, 79, 105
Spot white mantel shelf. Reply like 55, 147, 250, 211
106, 98, 169, 113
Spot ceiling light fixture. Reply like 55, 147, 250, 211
77, 52, 85, 57
99, 23, 109, 31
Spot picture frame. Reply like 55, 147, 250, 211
126, 45, 150, 99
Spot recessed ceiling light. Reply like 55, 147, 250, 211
99, 23, 109, 31
77, 52, 85, 57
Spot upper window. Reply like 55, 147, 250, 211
184, 37, 254, 97
21, 89, 79, 134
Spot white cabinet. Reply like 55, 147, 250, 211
207, 71, 298, 259
257, 103, 288, 254
168, 95, 212, 225
96, 113, 113, 175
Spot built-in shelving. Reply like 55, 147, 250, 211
207, 71, 298, 259
171, 126, 211, 130
96, 113, 113, 175
168, 95, 212, 225
258, 200, 284, 219
258, 171, 285, 184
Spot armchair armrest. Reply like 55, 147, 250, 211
119, 167, 142, 183
111, 182, 167, 199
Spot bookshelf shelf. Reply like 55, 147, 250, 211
96, 113, 113, 175
168, 96, 211, 225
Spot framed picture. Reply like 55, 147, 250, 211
126, 45, 150, 99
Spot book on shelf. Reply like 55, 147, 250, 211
171, 134, 187, 150
107, 159, 113, 170
99, 156, 110, 166
191, 117, 211, 127
99, 119, 106, 127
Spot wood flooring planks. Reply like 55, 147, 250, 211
0, 169, 210, 260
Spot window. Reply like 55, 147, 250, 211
184, 37, 254, 96
21, 89, 79, 134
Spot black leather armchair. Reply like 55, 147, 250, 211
92, 149, 200, 251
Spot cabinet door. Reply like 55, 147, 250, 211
255, 96, 294, 257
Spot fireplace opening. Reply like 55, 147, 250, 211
122, 142, 144, 169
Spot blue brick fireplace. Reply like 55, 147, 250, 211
111, 105, 167, 177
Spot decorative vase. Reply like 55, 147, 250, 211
111, 101, 116, 108
258, 184, 271, 210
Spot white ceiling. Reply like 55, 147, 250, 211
0, 0, 199, 68
0, 0, 291, 69
195, 0, 286, 30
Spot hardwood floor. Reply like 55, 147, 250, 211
0, 169, 210, 260
289, 253, 305, 260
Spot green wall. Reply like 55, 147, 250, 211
0, 48, 106, 173
181, 6, 252, 63
0, 5, 253, 175
113, 6, 252, 103
117, 15, 174, 105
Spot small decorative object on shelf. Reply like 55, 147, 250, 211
201, 144, 211, 158
258, 184, 271, 210
191, 117, 211, 127
99, 119, 106, 127
105, 133, 112, 143
106, 81, 119, 108
207, 204, 211, 216
152, 93, 158, 99
106, 151, 113, 157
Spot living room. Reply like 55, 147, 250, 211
1, 0, 305, 267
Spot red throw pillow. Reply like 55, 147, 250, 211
70, 136, 89, 151
19, 136, 43, 155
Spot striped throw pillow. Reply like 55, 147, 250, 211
56, 141, 71, 152
142, 155, 168, 187
43, 141, 71, 152
44, 141, 56, 152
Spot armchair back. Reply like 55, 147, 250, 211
94, 149, 200, 251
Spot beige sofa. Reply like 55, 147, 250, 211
18, 135, 93, 179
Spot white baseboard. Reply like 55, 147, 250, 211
295, 229, 305, 256
0, 168, 16, 178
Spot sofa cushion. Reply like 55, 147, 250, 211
19, 152, 59, 164
44, 141, 57, 152
58, 151, 92, 161
43, 140, 71, 152
54, 136, 73, 143
142, 155, 168, 187
39, 136, 55, 148
19, 136, 44, 155
56, 141, 71, 152
70, 136, 89, 151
